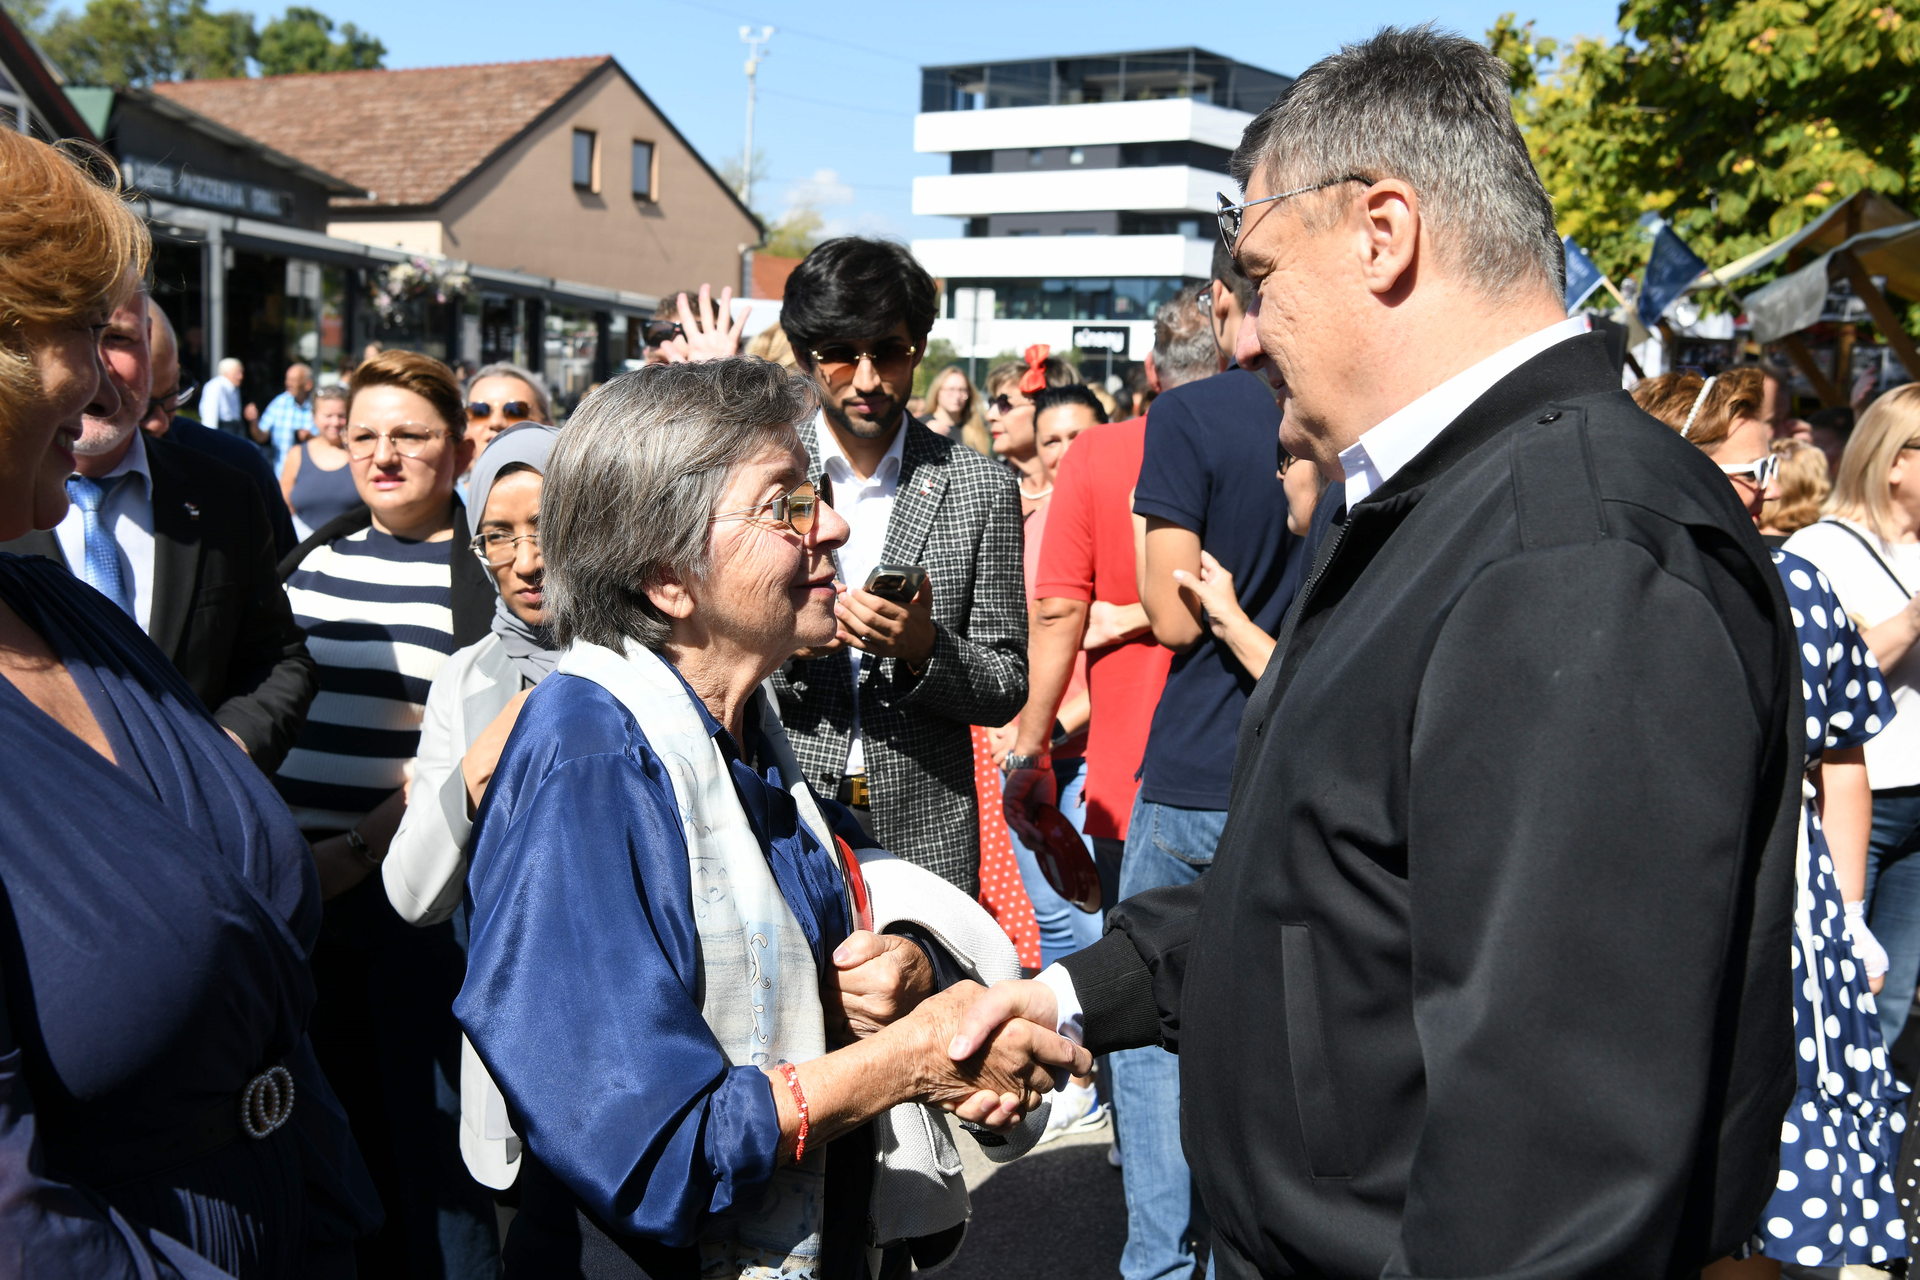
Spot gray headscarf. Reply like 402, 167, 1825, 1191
470, 424, 562, 685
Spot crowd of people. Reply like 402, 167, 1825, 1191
5, 23, 1920, 1280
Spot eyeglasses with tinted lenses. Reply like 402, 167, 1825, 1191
708, 483, 819, 536
808, 342, 918, 383
1718, 454, 1781, 489
988, 393, 1029, 416
1216, 175, 1372, 257
346, 423, 449, 460
470, 530, 540, 567
467, 400, 534, 422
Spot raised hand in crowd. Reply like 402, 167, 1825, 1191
659, 282, 751, 362
1171, 550, 1274, 679
835, 575, 936, 668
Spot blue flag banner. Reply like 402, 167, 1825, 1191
1638, 226, 1708, 328
1563, 236, 1603, 311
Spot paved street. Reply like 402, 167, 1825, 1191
935, 1118, 1126, 1279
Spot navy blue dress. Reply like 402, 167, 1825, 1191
0, 554, 379, 1278
1754, 550, 1909, 1267
457, 668, 892, 1277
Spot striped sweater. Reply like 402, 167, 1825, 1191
275, 526, 457, 832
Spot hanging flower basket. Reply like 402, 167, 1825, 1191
370, 256, 473, 323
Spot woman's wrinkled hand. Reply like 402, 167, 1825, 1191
899, 982, 1089, 1130
824, 930, 933, 1040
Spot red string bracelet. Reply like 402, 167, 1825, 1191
776, 1062, 810, 1161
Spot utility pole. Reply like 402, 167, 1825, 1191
739, 26, 774, 208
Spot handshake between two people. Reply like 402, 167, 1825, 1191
760, 930, 1082, 1164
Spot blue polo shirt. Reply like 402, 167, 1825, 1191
1133, 368, 1303, 811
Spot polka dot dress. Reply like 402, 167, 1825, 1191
971, 724, 1042, 971
1752, 551, 1908, 1268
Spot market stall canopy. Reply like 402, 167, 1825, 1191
1742, 219, 1920, 343
1686, 190, 1914, 294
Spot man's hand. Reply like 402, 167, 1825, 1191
1084, 599, 1151, 650
945, 978, 1069, 1128
461, 688, 531, 815
836, 579, 935, 669
661, 284, 750, 363
901, 982, 1088, 1127
824, 930, 934, 1040
1001, 765, 1056, 847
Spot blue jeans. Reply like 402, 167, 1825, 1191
1865, 784, 1920, 1051
1112, 796, 1225, 1280
1009, 757, 1105, 969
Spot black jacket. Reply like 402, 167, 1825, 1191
277, 500, 496, 649
1, 435, 317, 772
162, 414, 298, 558
1060, 333, 1800, 1279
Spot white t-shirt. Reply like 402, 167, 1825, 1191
1783, 517, 1920, 789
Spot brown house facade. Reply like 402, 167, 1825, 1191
155, 55, 761, 312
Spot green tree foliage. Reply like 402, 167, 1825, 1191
14, 0, 381, 86
1494, 1, 1920, 286
255, 6, 382, 75
722, 148, 826, 259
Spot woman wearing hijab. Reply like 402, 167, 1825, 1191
386, 424, 562, 927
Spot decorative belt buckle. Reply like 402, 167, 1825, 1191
240, 1065, 296, 1139
848, 774, 869, 808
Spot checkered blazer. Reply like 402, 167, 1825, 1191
772, 416, 1028, 893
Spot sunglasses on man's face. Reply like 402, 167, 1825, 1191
467, 400, 536, 423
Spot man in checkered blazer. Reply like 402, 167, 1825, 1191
771, 239, 1027, 893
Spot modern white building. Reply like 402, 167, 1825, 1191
912, 50, 1292, 380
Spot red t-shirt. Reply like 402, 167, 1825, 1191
1033, 417, 1171, 840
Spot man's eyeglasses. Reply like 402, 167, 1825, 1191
346, 423, 449, 460
709, 483, 820, 536
1216, 175, 1372, 257
145, 377, 200, 420
644, 321, 684, 347
1718, 453, 1781, 490
808, 342, 918, 384
470, 530, 540, 567
467, 400, 536, 423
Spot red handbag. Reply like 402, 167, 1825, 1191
1031, 804, 1101, 913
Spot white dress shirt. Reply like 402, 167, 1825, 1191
1035, 314, 1594, 1041
1337, 316, 1591, 505
813, 413, 908, 776
199, 375, 241, 429
56, 430, 157, 633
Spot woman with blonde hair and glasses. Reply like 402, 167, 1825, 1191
1786, 383, 1920, 1051
924, 363, 993, 456
0, 131, 379, 1274
1637, 367, 1906, 1274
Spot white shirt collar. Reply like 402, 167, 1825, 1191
814, 411, 906, 490
89, 427, 154, 503
1338, 315, 1590, 505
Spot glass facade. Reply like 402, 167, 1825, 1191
922, 50, 1292, 115
946, 278, 1187, 321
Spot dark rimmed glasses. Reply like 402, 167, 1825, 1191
709, 483, 820, 536
1216, 175, 1373, 257
145, 376, 200, 421
470, 530, 540, 568
807, 341, 918, 385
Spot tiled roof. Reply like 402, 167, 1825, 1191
152, 56, 610, 208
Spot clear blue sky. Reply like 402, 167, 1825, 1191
317, 0, 1624, 243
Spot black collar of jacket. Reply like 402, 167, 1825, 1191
278, 498, 495, 649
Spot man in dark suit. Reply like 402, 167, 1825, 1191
141, 298, 298, 559
770, 238, 1027, 894
953, 29, 1800, 1279
1, 281, 315, 772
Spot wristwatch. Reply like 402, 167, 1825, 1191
1003, 753, 1050, 774
345, 827, 383, 869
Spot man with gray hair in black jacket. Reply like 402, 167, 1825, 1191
952, 26, 1799, 1279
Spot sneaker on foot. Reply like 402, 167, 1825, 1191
1107, 1141, 1123, 1168
1039, 1082, 1107, 1144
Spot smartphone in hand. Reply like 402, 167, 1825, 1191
864, 565, 928, 606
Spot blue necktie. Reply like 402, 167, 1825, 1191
65, 475, 134, 618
